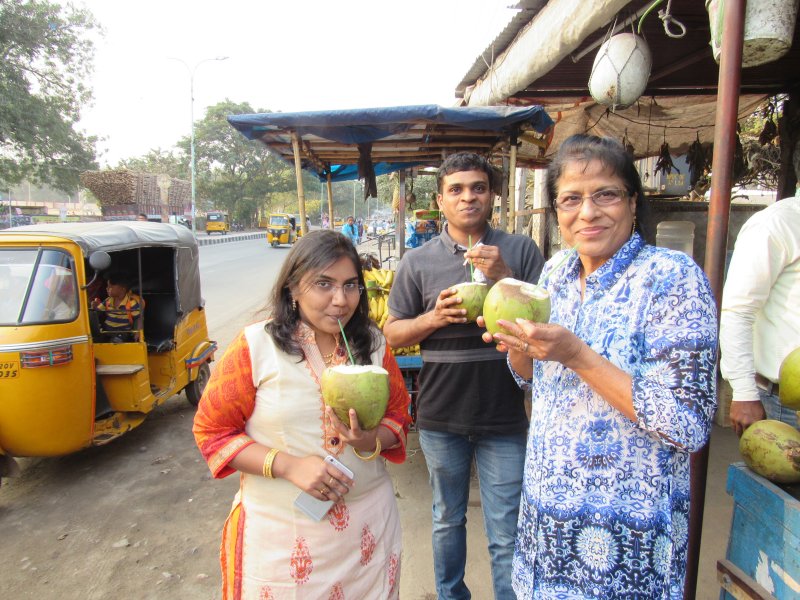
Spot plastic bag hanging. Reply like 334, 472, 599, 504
588, 30, 652, 111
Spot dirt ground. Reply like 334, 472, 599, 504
0, 391, 496, 600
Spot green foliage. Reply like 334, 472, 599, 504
117, 149, 187, 179
0, 0, 99, 192
175, 99, 296, 224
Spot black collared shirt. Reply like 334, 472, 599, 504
388, 224, 545, 435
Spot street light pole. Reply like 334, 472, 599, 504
168, 56, 229, 236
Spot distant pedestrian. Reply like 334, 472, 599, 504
342, 216, 359, 246
136, 213, 148, 222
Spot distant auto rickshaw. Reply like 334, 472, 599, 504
205, 211, 230, 235
266, 213, 298, 247
0, 222, 217, 485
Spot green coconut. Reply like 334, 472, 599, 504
482, 278, 551, 336
779, 347, 800, 410
321, 364, 389, 430
452, 282, 489, 323
739, 419, 800, 484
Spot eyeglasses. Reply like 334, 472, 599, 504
555, 188, 628, 212
310, 281, 365, 297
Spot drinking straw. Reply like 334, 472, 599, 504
468, 235, 475, 282
337, 319, 356, 365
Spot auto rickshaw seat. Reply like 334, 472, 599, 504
142, 293, 177, 353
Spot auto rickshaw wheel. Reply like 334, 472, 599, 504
271, 241, 278, 247
185, 362, 210, 406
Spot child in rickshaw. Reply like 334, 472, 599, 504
91, 271, 143, 342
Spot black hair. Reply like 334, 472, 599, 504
265, 229, 379, 364
546, 134, 651, 240
104, 270, 133, 290
437, 152, 498, 194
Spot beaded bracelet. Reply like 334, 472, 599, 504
352, 437, 381, 461
262, 448, 280, 478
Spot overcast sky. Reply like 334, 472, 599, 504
73, 0, 517, 166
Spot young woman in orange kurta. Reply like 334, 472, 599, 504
194, 230, 411, 600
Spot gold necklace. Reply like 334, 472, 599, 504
321, 336, 339, 366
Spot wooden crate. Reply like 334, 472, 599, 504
721, 463, 800, 599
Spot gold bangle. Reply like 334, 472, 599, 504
262, 448, 280, 478
352, 437, 381, 461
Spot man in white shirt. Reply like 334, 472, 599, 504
720, 195, 800, 435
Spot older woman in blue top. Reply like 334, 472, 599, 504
482, 134, 718, 599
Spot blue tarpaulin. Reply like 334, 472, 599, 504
227, 104, 553, 182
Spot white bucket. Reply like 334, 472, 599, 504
656, 221, 695, 256
706, 0, 799, 68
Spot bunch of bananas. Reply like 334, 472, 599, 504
363, 268, 394, 329
392, 343, 420, 356
364, 267, 420, 357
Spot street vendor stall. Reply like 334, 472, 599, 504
454, 0, 800, 597
227, 104, 553, 259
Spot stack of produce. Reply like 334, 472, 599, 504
80, 170, 140, 205
80, 169, 189, 207
363, 267, 420, 356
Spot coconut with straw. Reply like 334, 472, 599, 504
320, 319, 389, 430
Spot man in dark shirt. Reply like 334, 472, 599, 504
385, 153, 544, 599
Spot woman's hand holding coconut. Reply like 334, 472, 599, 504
324, 406, 393, 456
479, 316, 586, 380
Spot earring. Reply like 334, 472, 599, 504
631, 215, 637, 236
291, 297, 297, 312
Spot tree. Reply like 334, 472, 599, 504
117, 148, 186, 179
178, 99, 296, 224
0, 0, 99, 192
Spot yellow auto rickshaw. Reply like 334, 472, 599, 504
0, 222, 217, 484
266, 213, 298, 247
205, 211, 230, 235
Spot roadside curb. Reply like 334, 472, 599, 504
197, 232, 265, 247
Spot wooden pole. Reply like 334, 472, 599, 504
507, 142, 518, 233
687, 1, 746, 599
291, 132, 308, 236
500, 156, 509, 231
397, 170, 406, 259
326, 172, 334, 229
516, 168, 528, 234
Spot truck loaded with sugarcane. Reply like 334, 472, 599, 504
80, 169, 191, 226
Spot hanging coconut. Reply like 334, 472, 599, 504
588, 33, 652, 110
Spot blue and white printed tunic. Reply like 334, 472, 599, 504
511, 234, 718, 599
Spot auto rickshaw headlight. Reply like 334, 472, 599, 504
20, 345, 74, 368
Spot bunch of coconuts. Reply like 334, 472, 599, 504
739, 347, 800, 484
320, 278, 551, 428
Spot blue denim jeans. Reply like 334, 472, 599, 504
418, 429, 527, 600
760, 387, 799, 428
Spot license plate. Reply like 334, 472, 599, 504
0, 361, 19, 378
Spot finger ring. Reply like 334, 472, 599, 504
522, 342, 529, 353
328, 476, 335, 486
319, 487, 328, 495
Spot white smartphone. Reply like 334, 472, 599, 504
293, 455, 355, 521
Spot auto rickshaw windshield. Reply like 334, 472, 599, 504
269, 215, 289, 226
0, 248, 78, 326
